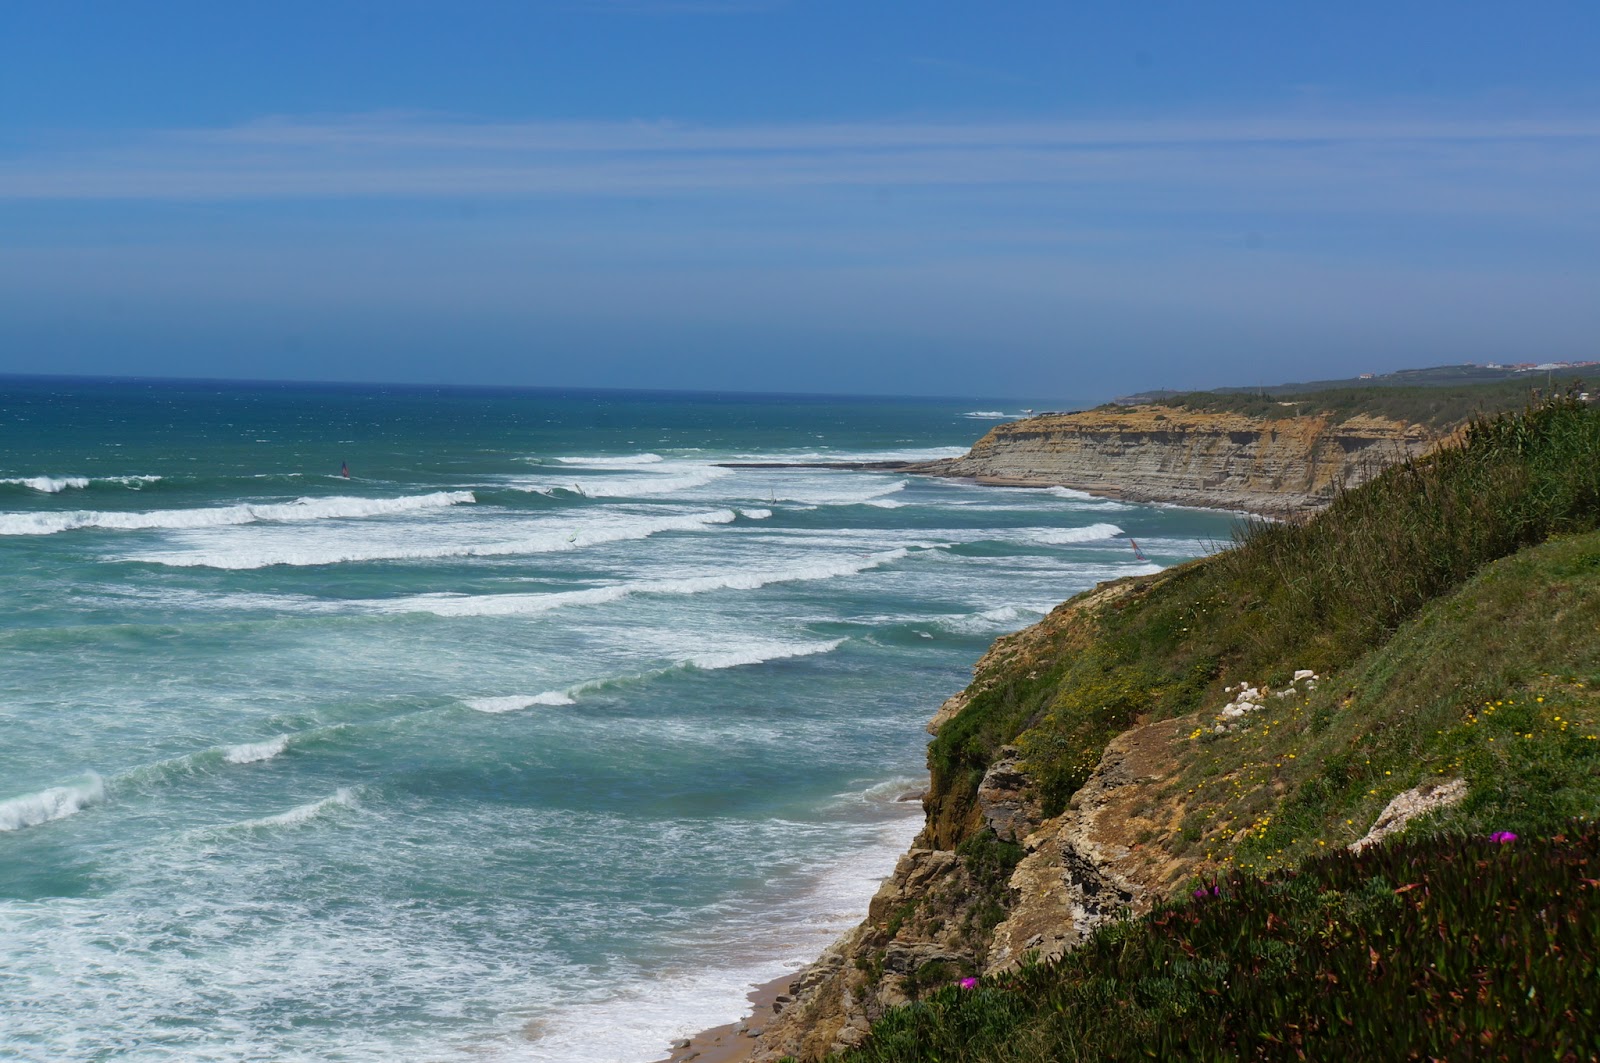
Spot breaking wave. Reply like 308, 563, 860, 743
771, 479, 908, 507
685, 638, 846, 672
515, 466, 730, 499
0, 491, 475, 536
383, 549, 915, 617
463, 692, 576, 714
223, 735, 291, 765
470, 639, 849, 712
0, 773, 105, 832
553, 453, 665, 466
236, 788, 358, 831
1022, 522, 1124, 545
129, 507, 757, 569
0, 474, 163, 494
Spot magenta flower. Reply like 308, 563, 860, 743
1490, 831, 1518, 843
959, 977, 978, 990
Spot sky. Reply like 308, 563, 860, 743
2, 2, 1598, 401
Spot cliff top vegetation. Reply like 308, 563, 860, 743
1108, 376, 1590, 429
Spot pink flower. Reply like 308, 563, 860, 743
959, 977, 978, 990
1490, 831, 1518, 844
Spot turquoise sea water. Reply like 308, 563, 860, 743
0, 377, 1238, 1062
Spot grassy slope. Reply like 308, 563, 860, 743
1115, 377, 1589, 428
929, 398, 1600, 834
833, 399, 1600, 1060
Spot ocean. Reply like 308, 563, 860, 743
0, 377, 1238, 1062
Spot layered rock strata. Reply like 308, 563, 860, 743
906, 407, 1441, 515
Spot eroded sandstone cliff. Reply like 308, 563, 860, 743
906, 406, 1441, 515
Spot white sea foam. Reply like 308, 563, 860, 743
524, 807, 924, 1063
0, 474, 160, 492
238, 788, 357, 830
463, 692, 576, 713
1023, 522, 1124, 545
0, 475, 90, 492
933, 604, 1048, 635
770, 478, 908, 507
553, 452, 665, 466
963, 410, 1022, 419
223, 735, 290, 765
729, 445, 966, 464
130, 507, 753, 569
0, 773, 105, 832
739, 507, 772, 520
493, 639, 849, 710
381, 548, 915, 617
1047, 485, 1096, 500
0, 491, 475, 536
687, 638, 846, 671
514, 466, 730, 498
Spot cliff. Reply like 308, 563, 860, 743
905, 406, 1443, 515
749, 398, 1600, 1061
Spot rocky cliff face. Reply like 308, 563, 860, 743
906, 406, 1441, 515
751, 579, 1202, 1060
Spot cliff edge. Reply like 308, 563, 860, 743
905, 406, 1441, 515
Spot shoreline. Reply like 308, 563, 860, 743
639, 794, 925, 1063
651, 972, 792, 1063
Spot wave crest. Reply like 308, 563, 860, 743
0, 491, 475, 537
130, 507, 756, 569
0, 773, 105, 832
385, 547, 915, 618
553, 453, 664, 466
237, 788, 357, 830
463, 692, 576, 714
223, 735, 291, 765
1024, 522, 1124, 545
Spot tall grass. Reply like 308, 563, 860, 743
1211, 394, 1600, 669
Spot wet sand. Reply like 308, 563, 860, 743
652, 972, 793, 1063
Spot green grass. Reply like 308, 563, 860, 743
1165, 527, 1600, 877
1124, 377, 1588, 428
927, 397, 1600, 827
833, 829, 1600, 1062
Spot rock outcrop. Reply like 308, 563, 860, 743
906, 406, 1441, 515
751, 582, 1191, 1061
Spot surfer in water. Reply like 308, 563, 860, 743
341, 461, 350, 479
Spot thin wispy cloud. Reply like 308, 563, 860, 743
3, 112, 1598, 215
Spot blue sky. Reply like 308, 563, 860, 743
2, 2, 1598, 400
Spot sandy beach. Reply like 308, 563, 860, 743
653, 972, 793, 1063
